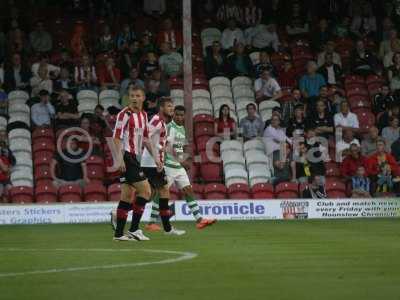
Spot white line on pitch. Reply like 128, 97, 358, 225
0, 248, 198, 278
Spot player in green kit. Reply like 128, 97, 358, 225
145, 105, 216, 231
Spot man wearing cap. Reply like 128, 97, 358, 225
254, 67, 282, 103
31, 89, 55, 127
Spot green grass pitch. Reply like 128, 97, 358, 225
0, 219, 400, 300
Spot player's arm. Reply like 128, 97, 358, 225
143, 116, 163, 171
112, 111, 129, 172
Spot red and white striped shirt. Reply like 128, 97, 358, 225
141, 113, 167, 167
113, 107, 149, 156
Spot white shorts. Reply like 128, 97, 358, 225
165, 166, 191, 190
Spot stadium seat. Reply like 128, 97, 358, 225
99, 89, 120, 109
344, 75, 364, 86
248, 166, 272, 186
192, 183, 204, 199
275, 182, 299, 198
222, 152, 246, 169
8, 90, 29, 105
243, 138, 265, 153
204, 183, 227, 199
9, 186, 34, 204
14, 152, 33, 169
259, 100, 280, 121
59, 184, 82, 203
35, 183, 58, 203
193, 98, 213, 116
232, 76, 252, 89
33, 141, 55, 155
326, 180, 346, 197
220, 140, 243, 154
245, 151, 270, 169
325, 162, 341, 180
0, 116, 7, 130
77, 90, 98, 105
366, 74, 385, 86
224, 166, 248, 187
209, 76, 230, 89
346, 86, 369, 98
199, 155, 223, 182
251, 183, 274, 199
348, 95, 371, 110
108, 183, 122, 201
84, 182, 107, 202
34, 165, 53, 184
196, 135, 218, 153
228, 183, 251, 199
32, 127, 55, 142
355, 110, 376, 132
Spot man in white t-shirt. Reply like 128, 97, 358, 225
254, 67, 282, 102
336, 129, 360, 162
220, 18, 245, 51
251, 23, 280, 51
334, 101, 359, 134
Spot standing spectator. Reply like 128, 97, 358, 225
70, 23, 87, 58
143, 0, 166, 17
351, 39, 378, 76
372, 85, 395, 114
3, 53, 31, 92
226, 43, 253, 78
96, 24, 114, 54
239, 103, 264, 141
336, 130, 360, 163
120, 67, 144, 97
361, 126, 379, 156
0, 130, 15, 203
317, 41, 342, 67
301, 175, 327, 199
220, 19, 245, 52
382, 116, 400, 149
217, 0, 242, 24
272, 142, 292, 185
116, 24, 135, 51
307, 100, 334, 139
120, 41, 142, 78
387, 52, 400, 91
55, 90, 79, 129
243, 0, 262, 44
318, 53, 342, 86
98, 57, 121, 90
29, 21, 53, 53
350, 3, 377, 39
158, 42, 183, 77
340, 143, 368, 178
263, 115, 291, 155
156, 18, 182, 50
278, 57, 297, 89
31, 90, 55, 127
215, 104, 236, 139
74, 54, 98, 91
254, 67, 282, 102
334, 101, 359, 134
351, 166, 371, 198
205, 41, 226, 79
251, 23, 280, 52
30, 64, 53, 97
299, 61, 326, 98
312, 18, 332, 52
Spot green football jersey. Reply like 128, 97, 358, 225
165, 121, 187, 169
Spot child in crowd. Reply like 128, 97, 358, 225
351, 166, 371, 198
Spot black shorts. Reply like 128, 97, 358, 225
142, 167, 168, 189
120, 152, 147, 185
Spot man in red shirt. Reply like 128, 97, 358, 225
98, 57, 121, 90
366, 139, 399, 177
340, 143, 368, 179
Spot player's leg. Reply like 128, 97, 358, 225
145, 191, 162, 231
113, 183, 136, 241
159, 183, 185, 235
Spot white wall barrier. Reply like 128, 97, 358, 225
0, 199, 399, 225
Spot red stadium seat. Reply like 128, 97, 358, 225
196, 135, 219, 153
33, 141, 56, 155
327, 190, 347, 198
355, 110, 376, 132
84, 182, 107, 202
32, 127, 55, 141
192, 183, 204, 199
366, 74, 385, 86
59, 184, 82, 203
193, 77, 209, 90
228, 183, 251, 199
367, 83, 383, 96
348, 95, 371, 110
34, 155, 53, 168
34, 165, 53, 184
194, 114, 215, 138
298, 183, 309, 197
251, 183, 274, 199
344, 75, 364, 86
326, 180, 346, 193
35, 184, 58, 203
325, 162, 341, 179
9, 186, 34, 203
275, 182, 299, 198
86, 156, 105, 182
346, 86, 369, 98
204, 183, 227, 199
198, 152, 222, 182
108, 183, 121, 201
169, 77, 183, 89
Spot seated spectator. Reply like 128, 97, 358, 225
264, 115, 291, 155
254, 51, 276, 78
307, 100, 334, 139
303, 127, 328, 173
29, 20, 53, 53
382, 116, 400, 149
156, 18, 182, 50
205, 41, 226, 79
140, 51, 159, 79
351, 166, 371, 198
351, 39, 378, 76
120, 67, 144, 96
54, 67, 74, 94
361, 126, 380, 156
3, 53, 31, 92
242, 0, 263, 45
120, 40, 142, 78
217, 0, 242, 24
312, 18, 333, 52
340, 143, 368, 178
387, 52, 400, 91
70, 23, 87, 58
50, 138, 89, 188
334, 16, 351, 38
383, 39, 400, 68
336, 129, 360, 162
372, 85, 395, 114
286, 17, 309, 37
254, 67, 282, 102
291, 142, 320, 183
31, 90, 55, 127
317, 41, 342, 67
159, 42, 183, 77
96, 24, 114, 53
264, 106, 283, 128
301, 175, 327, 199
226, 43, 253, 78
220, 18, 245, 52
318, 52, 342, 86
140, 31, 157, 54
299, 61, 326, 99
74, 54, 98, 91
272, 142, 292, 185
350, 3, 377, 39
286, 104, 305, 138
251, 23, 280, 52
280, 88, 302, 125
31, 54, 60, 78
30, 64, 53, 97
378, 103, 400, 131
215, 104, 236, 139
278, 57, 297, 89
55, 90, 79, 129
334, 101, 359, 134
116, 24, 136, 51
379, 28, 400, 60
239, 103, 264, 142
56, 49, 74, 74
0, 130, 16, 203
98, 57, 121, 90
78, 115, 103, 155
92, 104, 113, 137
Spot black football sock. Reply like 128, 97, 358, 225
159, 198, 172, 232
115, 201, 131, 237
130, 197, 148, 232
